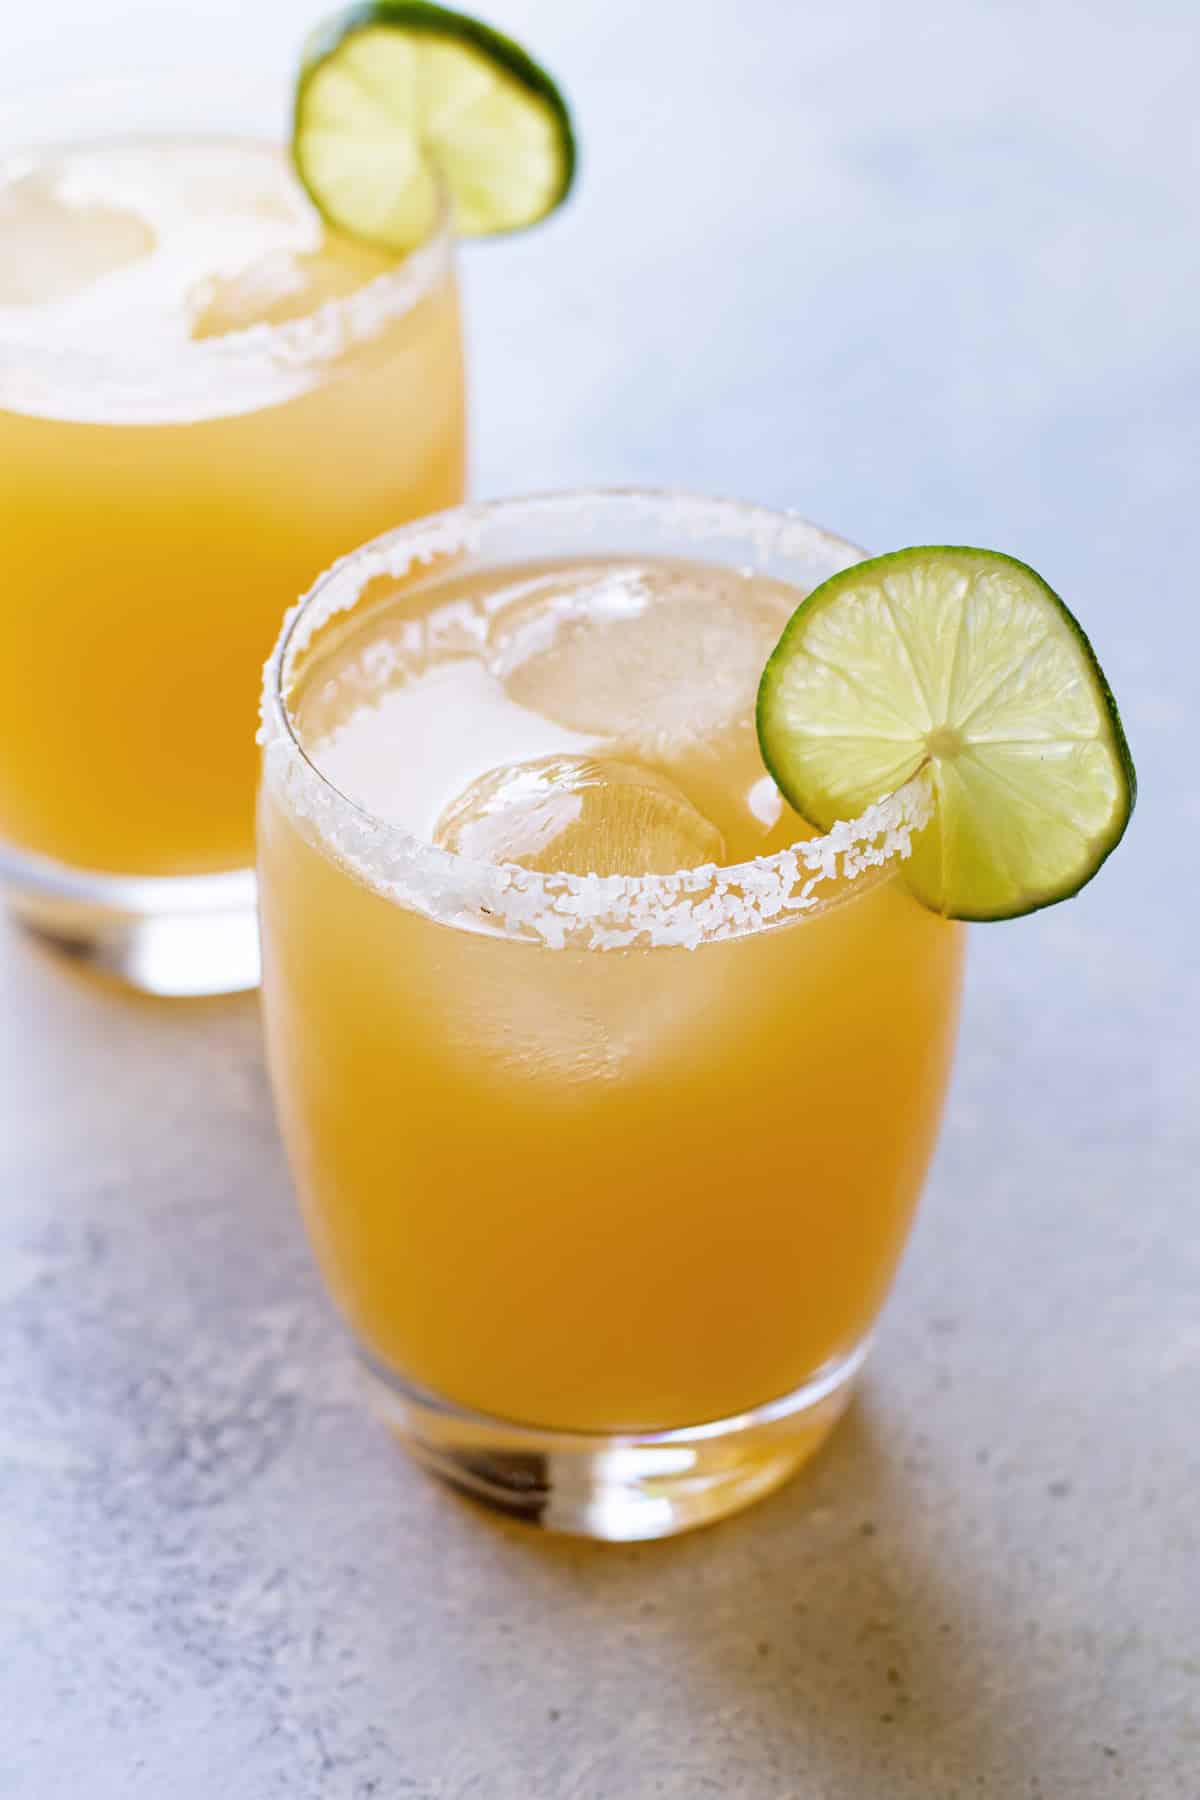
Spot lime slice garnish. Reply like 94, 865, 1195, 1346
293, 2, 576, 253
757, 547, 1136, 920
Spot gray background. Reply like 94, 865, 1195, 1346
3, 1, 1198, 1794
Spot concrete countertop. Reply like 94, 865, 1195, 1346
2, 2, 1197, 1794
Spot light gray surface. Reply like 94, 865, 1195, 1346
2, 1, 1198, 1794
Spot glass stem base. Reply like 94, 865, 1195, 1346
2, 848, 260, 996
361, 1340, 870, 1541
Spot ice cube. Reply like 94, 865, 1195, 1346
488, 564, 791, 751
432, 754, 726, 877
189, 249, 310, 338
0, 167, 155, 306
189, 239, 392, 339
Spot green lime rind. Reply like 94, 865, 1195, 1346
294, 2, 576, 254
756, 545, 1136, 922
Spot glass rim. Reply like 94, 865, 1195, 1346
259, 488, 933, 951
0, 76, 455, 421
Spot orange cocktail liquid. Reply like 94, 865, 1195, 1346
259, 556, 964, 1433
0, 138, 464, 877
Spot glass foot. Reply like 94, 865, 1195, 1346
2, 848, 260, 996
361, 1341, 870, 1541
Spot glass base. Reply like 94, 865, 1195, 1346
361, 1339, 870, 1541
1, 845, 260, 996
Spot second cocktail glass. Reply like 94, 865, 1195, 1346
0, 79, 465, 993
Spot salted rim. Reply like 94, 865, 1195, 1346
0, 117, 455, 424
258, 490, 933, 951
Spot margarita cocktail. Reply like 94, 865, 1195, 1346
0, 104, 465, 991
258, 492, 966, 1538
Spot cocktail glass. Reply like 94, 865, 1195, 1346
257, 490, 964, 1539
0, 77, 465, 993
